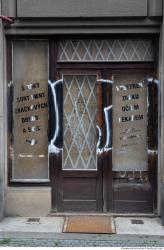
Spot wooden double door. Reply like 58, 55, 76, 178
49, 67, 158, 213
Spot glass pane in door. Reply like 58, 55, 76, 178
112, 73, 148, 171
63, 74, 97, 170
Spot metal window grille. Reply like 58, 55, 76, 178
58, 39, 154, 62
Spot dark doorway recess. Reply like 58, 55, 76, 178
49, 64, 157, 213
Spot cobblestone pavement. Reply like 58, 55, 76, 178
0, 237, 164, 247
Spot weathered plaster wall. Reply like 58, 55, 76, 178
5, 188, 51, 217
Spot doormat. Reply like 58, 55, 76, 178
63, 216, 116, 234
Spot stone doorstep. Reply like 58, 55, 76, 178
0, 216, 163, 239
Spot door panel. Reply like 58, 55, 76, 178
111, 72, 157, 213
50, 68, 157, 213
112, 73, 148, 172
56, 71, 103, 212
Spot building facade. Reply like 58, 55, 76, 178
0, 0, 164, 220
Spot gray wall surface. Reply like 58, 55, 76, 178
2, 0, 16, 18
148, 0, 163, 16
17, 0, 148, 17
2, 0, 163, 19
160, 0, 164, 222
0, 0, 5, 221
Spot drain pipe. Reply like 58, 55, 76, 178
0, 15, 14, 24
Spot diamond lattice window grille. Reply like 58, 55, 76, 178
58, 39, 154, 62
63, 74, 97, 170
